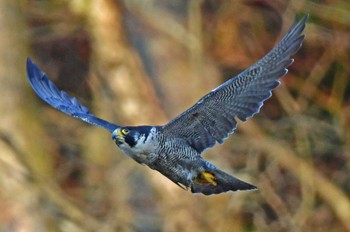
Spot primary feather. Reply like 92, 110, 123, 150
161, 15, 308, 154
26, 58, 119, 132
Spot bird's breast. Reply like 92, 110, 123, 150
118, 129, 160, 164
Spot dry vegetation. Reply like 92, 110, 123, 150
0, 0, 349, 231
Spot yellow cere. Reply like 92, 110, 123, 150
115, 129, 124, 137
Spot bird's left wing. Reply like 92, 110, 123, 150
161, 15, 308, 154
26, 58, 120, 133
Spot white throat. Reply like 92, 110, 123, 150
118, 127, 159, 164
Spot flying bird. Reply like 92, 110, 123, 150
26, 15, 308, 195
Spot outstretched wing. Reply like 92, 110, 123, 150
161, 15, 308, 153
26, 58, 120, 133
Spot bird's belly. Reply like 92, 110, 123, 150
147, 146, 203, 186
118, 140, 159, 165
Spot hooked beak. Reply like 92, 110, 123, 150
112, 129, 124, 145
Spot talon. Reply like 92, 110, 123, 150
193, 171, 217, 186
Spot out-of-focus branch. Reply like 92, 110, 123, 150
0, 1, 43, 230
0, 132, 102, 231
0, 1, 108, 230
123, 1, 199, 49
85, 0, 167, 125
241, 122, 350, 231
295, 0, 350, 26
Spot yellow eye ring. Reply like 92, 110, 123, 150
121, 128, 129, 135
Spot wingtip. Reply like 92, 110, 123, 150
293, 13, 309, 33
26, 57, 41, 82
302, 13, 310, 21
25, 57, 121, 132
26, 57, 32, 64
26, 57, 33, 76
26, 57, 36, 75
293, 13, 309, 25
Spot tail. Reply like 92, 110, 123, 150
191, 165, 257, 195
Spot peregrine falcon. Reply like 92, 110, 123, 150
26, 15, 308, 195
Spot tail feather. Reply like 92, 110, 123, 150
191, 168, 257, 195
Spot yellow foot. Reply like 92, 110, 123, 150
193, 171, 217, 186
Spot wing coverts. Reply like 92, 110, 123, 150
161, 15, 308, 154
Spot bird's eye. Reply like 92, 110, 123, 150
121, 128, 129, 135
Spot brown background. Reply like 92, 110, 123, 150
0, 0, 349, 231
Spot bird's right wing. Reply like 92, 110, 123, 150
161, 15, 308, 154
26, 58, 120, 133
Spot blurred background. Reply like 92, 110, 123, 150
0, 0, 349, 231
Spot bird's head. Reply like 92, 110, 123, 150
112, 126, 156, 149
112, 126, 159, 163
112, 127, 135, 147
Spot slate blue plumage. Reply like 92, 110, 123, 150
161, 15, 308, 154
26, 58, 120, 133
27, 15, 308, 195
